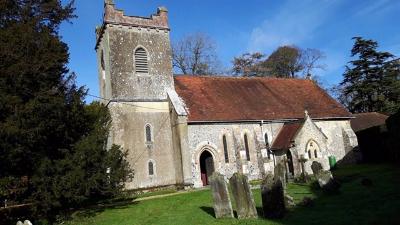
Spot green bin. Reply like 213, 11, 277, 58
328, 156, 337, 169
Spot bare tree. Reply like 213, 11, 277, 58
172, 33, 220, 75
300, 48, 326, 77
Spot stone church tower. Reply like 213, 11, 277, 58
95, 1, 189, 190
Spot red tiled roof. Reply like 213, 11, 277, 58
174, 76, 351, 122
351, 112, 388, 132
271, 122, 303, 150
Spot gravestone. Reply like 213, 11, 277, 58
16, 221, 23, 225
274, 162, 286, 188
311, 161, 323, 175
285, 193, 295, 207
315, 170, 340, 192
261, 174, 285, 219
229, 173, 258, 219
209, 172, 234, 218
310, 162, 340, 193
24, 220, 33, 225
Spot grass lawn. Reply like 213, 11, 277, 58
63, 164, 400, 225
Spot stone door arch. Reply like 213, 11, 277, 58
199, 150, 214, 186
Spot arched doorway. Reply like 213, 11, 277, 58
200, 150, 214, 186
286, 150, 294, 177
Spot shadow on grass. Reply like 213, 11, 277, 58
277, 164, 400, 225
199, 206, 215, 218
201, 164, 400, 225
200, 206, 239, 218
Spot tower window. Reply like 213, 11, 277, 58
148, 161, 154, 176
135, 47, 149, 74
223, 135, 229, 163
145, 124, 152, 143
244, 134, 250, 161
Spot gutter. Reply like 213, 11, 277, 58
187, 116, 353, 125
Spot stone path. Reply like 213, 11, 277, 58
133, 187, 209, 202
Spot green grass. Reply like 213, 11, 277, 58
63, 164, 400, 225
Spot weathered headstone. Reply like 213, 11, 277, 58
310, 162, 340, 193
261, 174, 285, 219
209, 172, 234, 219
311, 161, 323, 175
315, 170, 340, 192
285, 193, 295, 207
274, 162, 286, 188
229, 173, 258, 219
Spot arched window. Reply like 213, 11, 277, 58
223, 135, 229, 163
244, 134, 250, 161
148, 161, 154, 176
134, 47, 148, 74
264, 133, 271, 159
306, 140, 320, 159
145, 124, 152, 143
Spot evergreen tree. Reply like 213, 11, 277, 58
339, 37, 400, 114
31, 103, 133, 218
0, 1, 133, 222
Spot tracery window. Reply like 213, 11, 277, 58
306, 140, 320, 159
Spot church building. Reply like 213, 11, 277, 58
95, 1, 358, 190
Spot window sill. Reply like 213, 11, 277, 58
136, 72, 150, 77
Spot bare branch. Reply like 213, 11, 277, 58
172, 33, 221, 75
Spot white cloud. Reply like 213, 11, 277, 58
354, 0, 391, 17
247, 0, 343, 53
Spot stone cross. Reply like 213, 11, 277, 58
261, 174, 285, 219
229, 173, 258, 219
209, 172, 234, 219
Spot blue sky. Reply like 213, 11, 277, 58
60, 0, 400, 102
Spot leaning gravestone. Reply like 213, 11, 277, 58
316, 170, 340, 193
229, 173, 258, 219
311, 161, 323, 175
311, 161, 340, 193
209, 172, 234, 218
261, 174, 285, 219
274, 162, 287, 188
